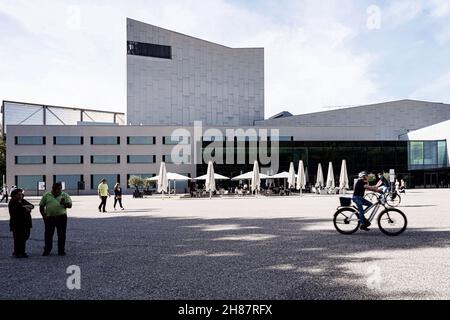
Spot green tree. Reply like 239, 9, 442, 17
128, 175, 143, 192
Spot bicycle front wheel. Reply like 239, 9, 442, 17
377, 208, 407, 236
386, 193, 401, 207
333, 207, 360, 235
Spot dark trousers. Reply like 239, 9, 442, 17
12, 228, 30, 256
114, 197, 123, 209
1, 194, 8, 203
98, 196, 107, 212
44, 215, 67, 254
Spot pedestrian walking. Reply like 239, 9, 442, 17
113, 182, 124, 210
40, 182, 72, 256
98, 178, 110, 212
1, 185, 8, 203
9, 188, 34, 258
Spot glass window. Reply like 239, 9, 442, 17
54, 136, 83, 145
127, 155, 156, 164
15, 156, 45, 164
91, 155, 120, 164
437, 141, 448, 168
54, 175, 83, 190
16, 175, 45, 190
127, 41, 171, 59
127, 136, 155, 145
91, 174, 120, 190
15, 136, 45, 145
163, 136, 190, 145
272, 136, 292, 141
163, 155, 190, 164
54, 156, 83, 164
91, 136, 120, 145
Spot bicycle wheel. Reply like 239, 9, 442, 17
386, 192, 401, 207
364, 192, 378, 203
377, 208, 407, 236
333, 207, 360, 235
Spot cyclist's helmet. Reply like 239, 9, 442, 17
358, 171, 368, 178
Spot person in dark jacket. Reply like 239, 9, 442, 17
8, 188, 34, 258
113, 182, 124, 210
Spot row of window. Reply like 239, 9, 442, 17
14, 135, 291, 145
15, 155, 189, 164
14, 173, 192, 190
14, 136, 191, 145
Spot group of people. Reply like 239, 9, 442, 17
1, 185, 17, 203
8, 182, 72, 258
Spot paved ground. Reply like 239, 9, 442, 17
1, 189, 450, 300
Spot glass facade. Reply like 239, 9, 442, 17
408, 140, 448, 170
127, 41, 171, 59
54, 156, 83, 164
15, 156, 45, 164
127, 155, 156, 164
54, 136, 83, 145
91, 174, 120, 189
91, 136, 120, 145
127, 136, 155, 145
15, 136, 46, 145
91, 155, 120, 164
15, 175, 45, 190
54, 175, 83, 190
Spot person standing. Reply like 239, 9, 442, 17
98, 178, 110, 213
9, 188, 34, 258
113, 182, 124, 210
40, 182, 72, 256
1, 185, 8, 203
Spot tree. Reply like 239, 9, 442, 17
143, 178, 155, 191
128, 175, 143, 191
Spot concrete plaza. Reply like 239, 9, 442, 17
1, 189, 450, 300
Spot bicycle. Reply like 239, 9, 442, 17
365, 189, 401, 207
333, 193, 407, 236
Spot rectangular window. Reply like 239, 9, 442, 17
127, 41, 172, 59
127, 155, 156, 164
15, 156, 46, 164
54, 175, 83, 190
162, 155, 190, 164
15, 175, 45, 190
127, 136, 156, 145
91, 136, 120, 145
91, 174, 120, 190
91, 155, 120, 164
163, 136, 190, 145
15, 136, 46, 145
54, 136, 83, 145
54, 156, 83, 164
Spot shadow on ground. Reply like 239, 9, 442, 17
1, 214, 449, 300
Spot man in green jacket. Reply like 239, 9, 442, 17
40, 182, 72, 256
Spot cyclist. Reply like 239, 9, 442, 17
353, 171, 381, 231
376, 172, 390, 194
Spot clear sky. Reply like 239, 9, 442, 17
1, 0, 450, 117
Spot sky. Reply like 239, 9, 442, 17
1, 0, 450, 117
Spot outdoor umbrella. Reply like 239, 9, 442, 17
251, 160, 261, 193
205, 161, 216, 198
316, 163, 324, 189
231, 172, 269, 180
157, 162, 168, 197
150, 171, 190, 195
326, 161, 335, 190
296, 160, 306, 195
339, 159, 349, 193
287, 162, 296, 189
194, 173, 229, 180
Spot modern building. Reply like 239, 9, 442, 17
3, 19, 450, 195
127, 18, 264, 126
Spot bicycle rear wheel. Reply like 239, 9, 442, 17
386, 192, 401, 207
333, 207, 360, 235
377, 208, 407, 236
